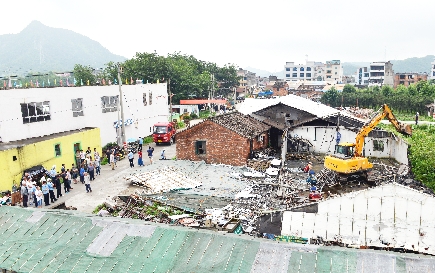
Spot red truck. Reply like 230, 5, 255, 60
152, 121, 176, 145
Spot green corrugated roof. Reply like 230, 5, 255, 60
0, 207, 434, 273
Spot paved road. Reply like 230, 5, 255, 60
44, 120, 206, 213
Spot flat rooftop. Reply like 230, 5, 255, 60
0, 127, 97, 151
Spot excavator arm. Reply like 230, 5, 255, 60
354, 104, 412, 157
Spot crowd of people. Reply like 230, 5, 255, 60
20, 147, 102, 208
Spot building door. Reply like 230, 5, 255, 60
74, 143, 81, 166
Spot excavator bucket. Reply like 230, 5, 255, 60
399, 123, 412, 136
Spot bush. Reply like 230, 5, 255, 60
102, 142, 117, 152
177, 121, 185, 129
190, 113, 198, 119
143, 136, 153, 144
183, 115, 191, 121
199, 110, 210, 119
101, 157, 108, 165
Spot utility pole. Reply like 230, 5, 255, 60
168, 78, 172, 122
117, 64, 126, 147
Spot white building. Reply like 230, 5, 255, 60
324, 60, 343, 84
284, 61, 325, 81
368, 61, 394, 87
0, 83, 169, 145
355, 66, 370, 86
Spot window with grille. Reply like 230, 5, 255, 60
71, 98, 84, 117
195, 141, 206, 155
143, 93, 147, 106
101, 96, 118, 113
21, 101, 50, 124
54, 144, 61, 156
373, 139, 384, 151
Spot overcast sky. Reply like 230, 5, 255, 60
0, 0, 434, 72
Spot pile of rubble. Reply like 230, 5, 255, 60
344, 107, 374, 120
125, 166, 202, 194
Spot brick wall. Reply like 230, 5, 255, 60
176, 120, 267, 166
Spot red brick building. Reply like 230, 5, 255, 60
176, 112, 270, 166
393, 73, 428, 88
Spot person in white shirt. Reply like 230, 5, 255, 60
35, 186, 43, 208
84, 172, 92, 193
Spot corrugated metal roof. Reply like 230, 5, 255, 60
239, 95, 339, 118
0, 207, 434, 273
282, 183, 435, 255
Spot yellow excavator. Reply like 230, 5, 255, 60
324, 104, 412, 179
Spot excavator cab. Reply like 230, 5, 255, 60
334, 143, 355, 158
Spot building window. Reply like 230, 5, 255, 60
399, 81, 405, 85
293, 67, 297, 71
326, 70, 332, 74
149, 92, 153, 105
300, 73, 304, 77
335, 72, 337, 75
54, 144, 61, 157
364, 73, 369, 77
306, 73, 312, 77
143, 93, 148, 106
101, 96, 118, 113
373, 140, 384, 152
307, 67, 311, 71
21, 101, 51, 124
292, 73, 297, 77
327, 76, 331, 79
285, 67, 290, 71
71, 98, 84, 117
195, 141, 206, 155
285, 74, 290, 78
300, 67, 304, 71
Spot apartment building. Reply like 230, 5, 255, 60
355, 67, 370, 86
368, 61, 394, 87
237, 68, 258, 94
393, 73, 427, 88
324, 60, 343, 83
284, 61, 325, 81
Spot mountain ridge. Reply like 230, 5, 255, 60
0, 20, 126, 76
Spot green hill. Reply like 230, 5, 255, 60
0, 21, 126, 76
343, 56, 434, 75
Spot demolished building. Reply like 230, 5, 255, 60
176, 111, 270, 166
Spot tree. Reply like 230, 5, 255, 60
73, 64, 96, 86
342, 84, 356, 94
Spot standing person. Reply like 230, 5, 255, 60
79, 165, 85, 184
80, 150, 86, 164
105, 149, 111, 163
86, 147, 92, 157
50, 165, 56, 180
75, 150, 81, 167
35, 186, 43, 208
88, 162, 95, 181
71, 164, 78, 184
147, 146, 154, 164
415, 112, 419, 125
110, 151, 115, 170
84, 172, 92, 193
94, 154, 101, 175
41, 181, 50, 206
47, 179, 57, 203
94, 148, 100, 161
128, 150, 134, 168
27, 179, 34, 207
54, 174, 62, 198
138, 136, 143, 151
160, 149, 166, 160
65, 169, 72, 192
138, 150, 144, 166
61, 164, 66, 173
21, 181, 28, 208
